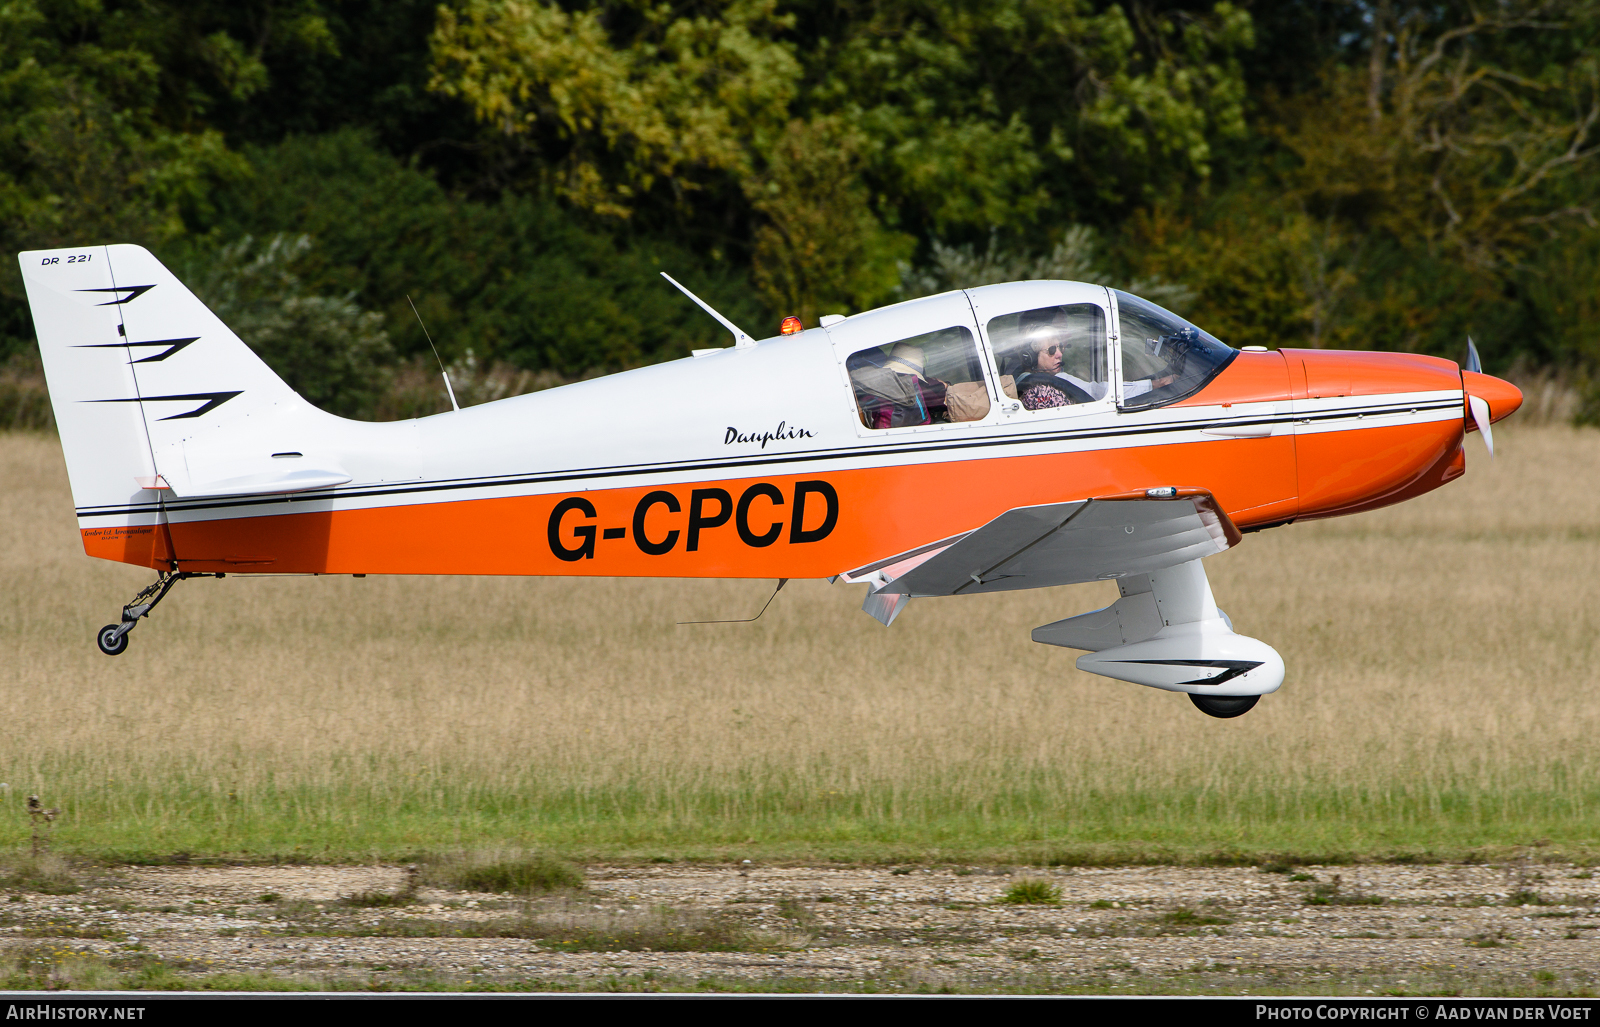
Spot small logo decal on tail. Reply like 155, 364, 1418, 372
89, 391, 243, 420
75, 285, 156, 305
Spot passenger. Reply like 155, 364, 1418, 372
847, 349, 906, 427
849, 343, 949, 428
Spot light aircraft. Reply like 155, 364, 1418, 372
19, 244, 1521, 718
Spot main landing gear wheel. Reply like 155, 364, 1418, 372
1189, 693, 1259, 719
96, 624, 130, 656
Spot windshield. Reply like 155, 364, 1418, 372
1114, 291, 1236, 410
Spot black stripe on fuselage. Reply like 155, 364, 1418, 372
76, 398, 1462, 519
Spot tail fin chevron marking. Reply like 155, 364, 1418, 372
90, 391, 244, 420
76, 285, 156, 305
76, 338, 200, 363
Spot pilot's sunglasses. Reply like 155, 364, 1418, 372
1043, 345, 1060, 355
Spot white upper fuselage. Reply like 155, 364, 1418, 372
83, 281, 1458, 539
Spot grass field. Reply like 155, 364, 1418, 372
0, 427, 1596, 863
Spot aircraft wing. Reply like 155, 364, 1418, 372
852, 488, 1241, 599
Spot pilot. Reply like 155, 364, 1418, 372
849, 343, 949, 428
1012, 311, 1178, 407
1015, 326, 1092, 410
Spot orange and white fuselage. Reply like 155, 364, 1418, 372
20, 246, 1521, 714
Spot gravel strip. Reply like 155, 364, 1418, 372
1, 863, 1594, 991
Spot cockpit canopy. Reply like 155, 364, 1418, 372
828, 282, 1236, 431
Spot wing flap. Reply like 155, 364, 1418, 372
880, 489, 1240, 597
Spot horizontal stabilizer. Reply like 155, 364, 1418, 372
158, 465, 351, 499
153, 433, 351, 498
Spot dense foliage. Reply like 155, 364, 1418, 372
3, 0, 1598, 418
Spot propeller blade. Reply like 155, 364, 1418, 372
1468, 393, 1494, 458
1466, 336, 1483, 374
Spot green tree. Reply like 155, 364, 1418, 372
203, 130, 769, 372
0, 0, 251, 358
795, 0, 1255, 237
748, 118, 912, 323
430, 0, 800, 218
429, 0, 1258, 320
184, 235, 396, 419
1275, 1, 1600, 271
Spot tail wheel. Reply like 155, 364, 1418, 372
97, 624, 129, 656
1189, 693, 1258, 719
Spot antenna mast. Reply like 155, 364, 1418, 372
660, 273, 754, 349
407, 294, 459, 412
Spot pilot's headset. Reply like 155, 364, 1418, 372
1018, 313, 1068, 369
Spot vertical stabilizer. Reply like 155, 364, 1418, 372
19, 246, 159, 522
19, 244, 327, 564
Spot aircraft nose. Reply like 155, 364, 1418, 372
1461, 370, 1523, 425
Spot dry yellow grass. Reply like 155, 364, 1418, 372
0, 427, 1595, 860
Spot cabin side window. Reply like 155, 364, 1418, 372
847, 326, 987, 430
1114, 291, 1236, 410
986, 304, 1108, 412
